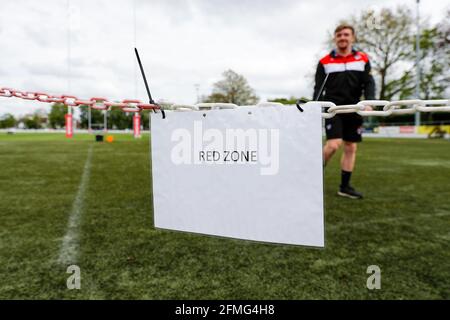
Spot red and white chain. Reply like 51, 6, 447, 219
1, 86, 449, 118
0, 87, 161, 113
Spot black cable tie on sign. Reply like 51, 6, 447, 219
154, 102, 166, 119
134, 48, 166, 119
296, 99, 307, 112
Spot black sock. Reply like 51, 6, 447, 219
341, 170, 352, 188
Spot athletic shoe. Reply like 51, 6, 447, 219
337, 185, 363, 199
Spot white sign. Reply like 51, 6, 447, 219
151, 105, 324, 247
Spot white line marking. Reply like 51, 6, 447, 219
57, 145, 93, 265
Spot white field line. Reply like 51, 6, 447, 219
57, 145, 93, 265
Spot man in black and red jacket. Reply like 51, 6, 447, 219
314, 24, 375, 199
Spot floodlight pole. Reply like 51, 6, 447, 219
315, 73, 329, 101
66, 0, 73, 138
195, 84, 200, 103
414, 0, 421, 131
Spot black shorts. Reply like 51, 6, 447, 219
325, 113, 363, 142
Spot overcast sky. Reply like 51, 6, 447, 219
0, 0, 448, 117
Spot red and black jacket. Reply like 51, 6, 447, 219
313, 48, 375, 105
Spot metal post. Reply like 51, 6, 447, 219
104, 109, 107, 133
133, 112, 141, 138
88, 106, 91, 133
65, 107, 73, 138
415, 0, 421, 132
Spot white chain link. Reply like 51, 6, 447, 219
168, 99, 450, 118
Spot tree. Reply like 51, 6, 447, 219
346, 7, 449, 102
268, 96, 310, 105
48, 103, 67, 129
22, 112, 44, 129
418, 10, 450, 101
203, 69, 259, 105
109, 108, 132, 130
203, 93, 228, 104
79, 106, 105, 129
0, 113, 17, 128
0, 113, 16, 128
342, 7, 449, 124
346, 7, 415, 101
418, 12, 450, 123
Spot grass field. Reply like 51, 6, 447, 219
0, 133, 449, 299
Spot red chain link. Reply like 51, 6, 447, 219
0, 87, 161, 112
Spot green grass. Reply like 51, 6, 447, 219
0, 133, 449, 299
